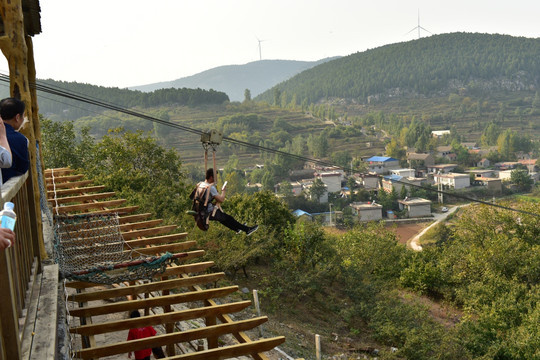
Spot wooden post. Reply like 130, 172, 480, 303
253, 290, 263, 337
0, 250, 22, 360
315, 334, 321, 360
0, 0, 45, 260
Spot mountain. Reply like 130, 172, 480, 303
129, 58, 339, 102
256, 32, 540, 104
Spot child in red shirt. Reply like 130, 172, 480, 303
127, 310, 157, 360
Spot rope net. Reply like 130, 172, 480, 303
53, 213, 172, 284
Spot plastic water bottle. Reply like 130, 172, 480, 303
0, 202, 16, 231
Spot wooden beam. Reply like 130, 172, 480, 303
157, 261, 214, 278
124, 233, 190, 247
69, 286, 239, 317
128, 245, 202, 257
70, 301, 251, 336
118, 219, 163, 232
69, 272, 225, 302
44, 168, 73, 176
75, 317, 268, 359
166, 337, 286, 360
45, 174, 84, 183
120, 225, 178, 240
46, 180, 93, 190
47, 185, 106, 198
117, 213, 153, 224
53, 199, 127, 213
49, 192, 116, 204
77, 206, 139, 216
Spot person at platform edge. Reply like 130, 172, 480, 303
0, 98, 29, 183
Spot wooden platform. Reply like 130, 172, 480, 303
45, 168, 284, 359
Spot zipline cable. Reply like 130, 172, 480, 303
2, 73, 538, 218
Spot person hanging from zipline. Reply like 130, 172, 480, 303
190, 168, 258, 235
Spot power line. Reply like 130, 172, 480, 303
2, 73, 538, 218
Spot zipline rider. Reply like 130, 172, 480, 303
199, 168, 258, 235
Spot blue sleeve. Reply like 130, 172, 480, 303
209, 185, 219, 197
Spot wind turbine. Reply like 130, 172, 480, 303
256, 37, 266, 61
406, 9, 432, 39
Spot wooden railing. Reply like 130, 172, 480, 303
0, 173, 43, 360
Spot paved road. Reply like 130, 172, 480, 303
409, 206, 460, 251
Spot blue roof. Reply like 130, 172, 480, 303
384, 174, 403, 182
293, 209, 312, 217
366, 156, 398, 162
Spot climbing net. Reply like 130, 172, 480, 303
53, 213, 173, 284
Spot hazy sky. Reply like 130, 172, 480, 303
6, 0, 540, 88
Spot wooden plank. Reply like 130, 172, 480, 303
29, 264, 59, 360
79, 206, 139, 216
118, 219, 163, 232
53, 199, 127, 213
129, 245, 203, 257
166, 337, 286, 360
46, 185, 106, 197
69, 272, 225, 302
45, 174, 84, 183
121, 225, 178, 240
44, 167, 72, 176
46, 179, 93, 190
70, 301, 251, 336
75, 317, 268, 359
20, 270, 41, 359
124, 234, 190, 247
117, 213, 152, 224
69, 286, 239, 317
50, 192, 116, 204
157, 261, 214, 278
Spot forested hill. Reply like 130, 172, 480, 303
26, 79, 229, 120
130, 58, 339, 102
256, 32, 540, 104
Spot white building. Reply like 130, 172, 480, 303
316, 171, 342, 193
365, 156, 400, 174
350, 202, 383, 222
434, 173, 470, 189
391, 168, 415, 178
398, 198, 432, 218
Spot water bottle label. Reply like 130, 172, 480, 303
1, 216, 15, 231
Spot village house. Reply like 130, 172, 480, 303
391, 168, 416, 178
398, 197, 432, 218
518, 159, 538, 173
427, 164, 458, 174
431, 130, 451, 138
476, 158, 491, 168
305, 181, 328, 203
474, 177, 503, 193
360, 173, 380, 190
316, 171, 342, 193
461, 142, 479, 150
365, 156, 400, 174
407, 152, 435, 176
495, 162, 520, 170
497, 170, 514, 182
350, 201, 383, 222
381, 174, 425, 195
435, 145, 455, 159
466, 169, 495, 178
434, 172, 471, 189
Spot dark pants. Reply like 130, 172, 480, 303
210, 208, 250, 233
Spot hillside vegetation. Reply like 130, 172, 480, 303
257, 32, 540, 103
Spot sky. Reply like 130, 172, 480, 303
5, 0, 540, 89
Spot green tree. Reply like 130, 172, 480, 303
309, 178, 327, 202
243, 88, 251, 103
510, 169, 533, 191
